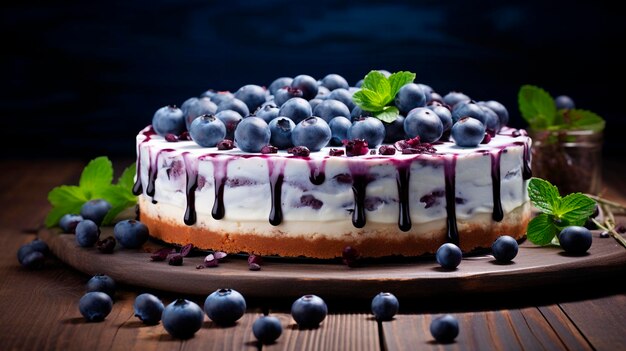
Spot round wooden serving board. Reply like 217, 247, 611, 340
39, 228, 626, 300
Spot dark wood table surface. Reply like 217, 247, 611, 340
1, 158, 625, 351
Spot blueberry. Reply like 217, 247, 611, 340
313, 99, 351, 123
328, 116, 352, 146
451, 117, 486, 147
274, 86, 303, 106
327, 88, 356, 111
269, 117, 296, 149
377, 69, 392, 77
234, 117, 271, 152
59, 214, 83, 233
558, 226, 592, 255
291, 294, 328, 328
79, 291, 113, 322
355, 79, 364, 88
189, 114, 227, 147
436, 243, 462, 269
234, 84, 267, 112
417, 83, 434, 97
86, 274, 116, 298
113, 219, 149, 249
308, 98, 323, 111
479, 105, 501, 133
162, 299, 204, 339
278, 98, 312, 124
291, 74, 319, 100
182, 97, 218, 130
134, 293, 165, 325
315, 86, 331, 100
17, 239, 48, 268
215, 110, 243, 140
478, 100, 509, 128
404, 108, 444, 143
152, 105, 186, 137
430, 92, 444, 103
491, 235, 519, 262
21, 251, 45, 270
371, 292, 399, 321
555, 95, 575, 110
427, 105, 453, 131
252, 315, 283, 344
394, 83, 427, 115
268, 77, 293, 96
217, 98, 250, 118
208, 91, 234, 106
451, 101, 487, 125
443, 91, 471, 107
80, 199, 111, 226
350, 106, 373, 121
291, 116, 331, 151
203, 288, 247, 326
348, 117, 386, 148
28, 238, 49, 255
320, 73, 349, 91
255, 104, 280, 123
430, 314, 459, 343
75, 220, 100, 247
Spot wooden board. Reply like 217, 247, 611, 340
39, 228, 626, 300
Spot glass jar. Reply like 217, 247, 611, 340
529, 129, 603, 195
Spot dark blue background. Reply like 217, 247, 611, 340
2, 0, 623, 158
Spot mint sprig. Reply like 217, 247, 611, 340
45, 156, 137, 227
518, 85, 605, 131
352, 70, 415, 123
526, 177, 596, 245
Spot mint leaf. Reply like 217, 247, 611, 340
352, 70, 416, 124
361, 71, 390, 97
527, 213, 559, 246
353, 89, 386, 110
45, 185, 89, 227
100, 185, 137, 225
560, 109, 606, 132
388, 71, 415, 100
375, 106, 400, 123
518, 85, 556, 130
79, 156, 114, 197
558, 192, 596, 225
116, 163, 137, 202
528, 177, 560, 214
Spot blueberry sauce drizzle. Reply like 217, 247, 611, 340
490, 150, 504, 222
308, 159, 326, 185
146, 148, 174, 203
182, 153, 197, 225
351, 173, 369, 228
268, 159, 286, 226
443, 156, 459, 244
211, 157, 228, 220
396, 164, 411, 232
132, 128, 155, 196
515, 141, 532, 180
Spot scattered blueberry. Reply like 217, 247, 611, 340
383, 115, 406, 143
430, 314, 459, 343
234, 117, 271, 152
217, 98, 250, 118
348, 117, 386, 147
291, 294, 328, 328
558, 226, 592, 255
80, 199, 111, 226
21, 251, 45, 270
182, 97, 218, 130
427, 105, 453, 132
327, 88, 356, 111
234, 84, 267, 112
291, 116, 332, 151
371, 292, 399, 321
491, 235, 519, 262
162, 299, 204, 339
404, 108, 444, 143
255, 104, 280, 123
328, 116, 352, 146
79, 291, 113, 322
28, 238, 49, 255
291, 74, 319, 100
75, 219, 100, 247
451, 117, 486, 147
320, 73, 349, 91
217, 139, 235, 150
113, 219, 149, 249
313, 99, 351, 123
189, 114, 227, 147
86, 274, 116, 298
288, 145, 311, 157
152, 105, 186, 137
134, 293, 165, 325
269, 117, 296, 149
436, 243, 462, 269
17, 239, 48, 269
215, 110, 243, 140
555, 95, 575, 110
204, 288, 247, 326
268, 77, 293, 96
96, 236, 116, 253
395, 83, 427, 115
443, 91, 471, 107
59, 214, 83, 233
278, 97, 312, 124
252, 315, 283, 344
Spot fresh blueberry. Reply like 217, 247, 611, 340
328, 116, 352, 146
315, 86, 331, 100
28, 238, 49, 255
17, 239, 48, 268
555, 95, 575, 110
491, 235, 519, 262
217, 98, 250, 118
291, 116, 332, 151
404, 108, 444, 143
383, 115, 406, 143
268, 77, 293, 96
274, 86, 303, 106
204, 288, 247, 325
479, 105, 501, 133
234, 84, 267, 112
350, 106, 373, 121
208, 91, 234, 106
79, 291, 113, 322
59, 214, 83, 233
134, 293, 165, 325
430, 92, 444, 103
451, 117, 486, 147
269, 117, 296, 149
558, 226, 592, 255
308, 98, 323, 111
427, 105, 453, 132
371, 292, 399, 321
394, 83, 427, 115
21, 251, 45, 270
430, 314, 459, 343
320, 73, 349, 91
313, 99, 351, 123
182, 97, 218, 130
291, 74, 319, 100
255, 104, 280, 123
436, 243, 462, 269
348, 117, 386, 147
417, 83, 434, 97
252, 315, 283, 344
86, 274, 116, 298
291, 294, 328, 328
278, 97, 312, 124
189, 114, 227, 147
443, 91, 471, 107
152, 105, 186, 137
478, 100, 509, 128
75, 220, 100, 247
327, 88, 356, 111
451, 101, 488, 125
162, 299, 204, 339
234, 116, 271, 152
80, 199, 111, 226
355, 79, 364, 88
113, 219, 149, 249
377, 69, 392, 77
215, 110, 243, 140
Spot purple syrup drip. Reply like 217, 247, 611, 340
308, 159, 326, 185
490, 150, 504, 222
182, 153, 197, 225
269, 174, 284, 226
132, 128, 155, 195
396, 164, 411, 232
522, 142, 532, 180
146, 148, 174, 201
444, 156, 459, 244
351, 173, 369, 228
211, 158, 228, 220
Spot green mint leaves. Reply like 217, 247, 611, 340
352, 70, 415, 123
526, 177, 596, 245
45, 156, 137, 228
518, 85, 605, 132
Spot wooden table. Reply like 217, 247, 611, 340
1, 158, 625, 351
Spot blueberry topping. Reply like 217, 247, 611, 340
278, 97, 312, 124
79, 291, 113, 322
430, 314, 459, 343
217, 139, 235, 150
260, 145, 278, 154
320, 73, 349, 91
217, 98, 250, 118
404, 108, 444, 143
152, 105, 185, 137
343, 138, 369, 157
269, 117, 296, 149
427, 105, 453, 132
383, 115, 406, 143
207, 91, 234, 106
234, 117, 271, 153
80, 199, 111, 226
491, 235, 519, 262
291, 74, 319, 100
113, 219, 149, 249
378, 145, 396, 155
328, 116, 352, 146
75, 219, 100, 247
443, 91, 471, 107
394, 83, 428, 115
436, 243, 462, 269
234, 84, 267, 112
274, 86, 303, 106
371, 292, 399, 321
291, 294, 328, 328
182, 97, 218, 130
478, 100, 509, 127
451, 101, 487, 125
291, 117, 331, 152
86, 274, 116, 298
162, 299, 204, 339
288, 145, 311, 157
350, 106, 373, 121
268, 77, 293, 96
451, 117, 486, 147
348, 117, 386, 148
252, 315, 283, 344
215, 110, 243, 140
313, 99, 351, 123
558, 226, 592, 255
204, 288, 247, 326
133, 293, 164, 325
189, 114, 227, 147
255, 104, 280, 123
327, 88, 356, 111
